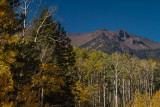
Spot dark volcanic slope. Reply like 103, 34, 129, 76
68, 29, 160, 50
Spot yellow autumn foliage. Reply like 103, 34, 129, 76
0, 35, 18, 74
16, 85, 39, 107
72, 80, 100, 106
0, 71, 14, 107
126, 91, 160, 107
150, 91, 160, 107
0, 0, 18, 33
72, 80, 90, 103
32, 63, 65, 94
0, 35, 18, 106
0, 1, 20, 106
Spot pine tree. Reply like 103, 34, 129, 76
30, 8, 75, 106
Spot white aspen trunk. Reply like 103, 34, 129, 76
88, 77, 90, 86
24, 2, 26, 28
104, 83, 106, 107
138, 71, 140, 94
115, 75, 118, 107
130, 79, 132, 101
91, 74, 92, 85
151, 70, 154, 97
34, 13, 51, 43
115, 53, 119, 107
138, 78, 140, 94
103, 68, 106, 107
123, 78, 125, 107
107, 88, 109, 107
128, 80, 130, 101
22, 1, 27, 42
97, 74, 100, 107
149, 82, 151, 99
99, 89, 100, 106
40, 87, 44, 107
146, 78, 148, 98
91, 73, 94, 107
113, 80, 115, 107
95, 91, 97, 107
109, 92, 111, 107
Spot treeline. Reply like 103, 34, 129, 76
0, 0, 160, 107
72, 47, 160, 107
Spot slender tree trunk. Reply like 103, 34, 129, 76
113, 80, 115, 107
128, 78, 132, 102
115, 53, 119, 107
104, 83, 106, 107
40, 87, 44, 107
146, 77, 148, 98
123, 78, 125, 107
99, 89, 101, 106
151, 70, 154, 97
22, 1, 27, 42
130, 78, 132, 101
93, 94, 95, 107
103, 68, 106, 107
109, 92, 111, 107
107, 88, 110, 107
138, 78, 140, 94
91, 74, 92, 85
115, 75, 118, 107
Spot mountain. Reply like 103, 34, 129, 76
68, 29, 160, 59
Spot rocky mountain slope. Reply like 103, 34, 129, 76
68, 29, 160, 59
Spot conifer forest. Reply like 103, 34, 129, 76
0, 0, 160, 107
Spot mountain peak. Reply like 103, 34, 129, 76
116, 29, 125, 33
98, 28, 108, 31
68, 29, 160, 51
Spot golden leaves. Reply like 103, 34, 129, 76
72, 80, 100, 105
17, 85, 39, 107
0, 71, 14, 107
127, 91, 160, 107
41, 63, 59, 73
32, 63, 65, 94
0, 0, 18, 33
0, 45, 17, 74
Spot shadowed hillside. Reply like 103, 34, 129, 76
68, 29, 160, 59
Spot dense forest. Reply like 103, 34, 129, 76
0, 0, 160, 107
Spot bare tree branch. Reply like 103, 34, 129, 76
34, 6, 56, 43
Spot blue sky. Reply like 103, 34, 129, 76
43, 0, 160, 42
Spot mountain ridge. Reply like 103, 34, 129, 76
68, 29, 160, 50
68, 29, 160, 59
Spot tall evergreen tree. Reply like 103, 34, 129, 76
30, 8, 75, 106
